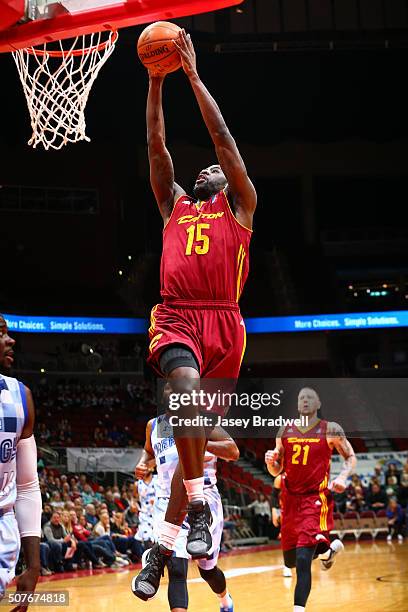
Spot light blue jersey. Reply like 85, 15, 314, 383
0, 374, 28, 598
151, 415, 217, 498
0, 375, 28, 512
135, 475, 157, 543
150, 415, 223, 568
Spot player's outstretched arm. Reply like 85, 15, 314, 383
174, 30, 257, 230
146, 75, 185, 224
206, 426, 239, 462
12, 387, 41, 612
327, 422, 357, 493
265, 437, 284, 477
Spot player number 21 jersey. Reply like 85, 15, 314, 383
161, 189, 252, 303
281, 419, 333, 495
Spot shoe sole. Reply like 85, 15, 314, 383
131, 577, 157, 602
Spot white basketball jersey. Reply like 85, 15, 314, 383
0, 375, 28, 512
151, 415, 217, 499
137, 475, 157, 515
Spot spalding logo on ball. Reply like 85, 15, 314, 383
137, 21, 182, 75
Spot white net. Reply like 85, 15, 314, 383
12, 30, 118, 150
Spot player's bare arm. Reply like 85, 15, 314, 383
12, 386, 41, 612
206, 426, 239, 462
135, 419, 157, 479
327, 421, 357, 493
174, 30, 257, 229
265, 436, 284, 477
146, 75, 185, 224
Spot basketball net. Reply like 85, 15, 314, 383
12, 30, 118, 150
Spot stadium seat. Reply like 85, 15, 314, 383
341, 511, 361, 540
374, 510, 389, 539
331, 512, 345, 540
358, 511, 376, 539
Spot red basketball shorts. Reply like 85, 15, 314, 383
280, 488, 334, 551
147, 299, 246, 379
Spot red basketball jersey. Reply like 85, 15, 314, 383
160, 190, 252, 303
281, 419, 332, 495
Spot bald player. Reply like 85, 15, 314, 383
265, 387, 356, 612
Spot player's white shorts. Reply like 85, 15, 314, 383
153, 485, 224, 570
0, 511, 20, 599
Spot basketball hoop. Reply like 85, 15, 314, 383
12, 30, 118, 150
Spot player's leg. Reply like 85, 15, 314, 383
0, 513, 21, 602
283, 548, 297, 569
197, 487, 233, 612
167, 556, 189, 611
293, 546, 317, 612
198, 566, 233, 612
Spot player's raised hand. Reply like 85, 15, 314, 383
265, 449, 281, 466
9, 567, 40, 611
135, 462, 149, 479
329, 476, 347, 493
173, 29, 197, 78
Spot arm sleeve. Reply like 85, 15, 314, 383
15, 435, 42, 538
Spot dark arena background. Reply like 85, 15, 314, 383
0, 0, 407, 610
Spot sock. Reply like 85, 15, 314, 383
184, 476, 205, 503
158, 520, 182, 550
217, 591, 232, 608
294, 607, 305, 612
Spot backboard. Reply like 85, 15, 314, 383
0, 0, 244, 52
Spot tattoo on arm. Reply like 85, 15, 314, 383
328, 422, 357, 480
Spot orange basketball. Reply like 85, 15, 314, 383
137, 21, 182, 76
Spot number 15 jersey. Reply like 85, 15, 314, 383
161, 190, 252, 304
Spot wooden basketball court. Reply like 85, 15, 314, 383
13, 541, 407, 611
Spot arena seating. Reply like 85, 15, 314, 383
328, 510, 389, 541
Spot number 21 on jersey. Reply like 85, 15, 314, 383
185, 223, 210, 255
291, 444, 310, 465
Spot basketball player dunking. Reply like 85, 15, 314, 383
132, 30, 256, 601
133, 405, 237, 610
265, 387, 357, 612
0, 314, 42, 611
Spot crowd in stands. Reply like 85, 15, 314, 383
15, 338, 145, 373
35, 468, 147, 576
33, 380, 156, 447
333, 461, 408, 514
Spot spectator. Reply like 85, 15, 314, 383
82, 484, 96, 506
366, 483, 388, 512
92, 512, 129, 567
347, 485, 366, 512
50, 491, 65, 511
41, 503, 53, 527
110, 512, 143, 562
397, 464, 408, 508
385, 475, 399, 499
246, 493, 272, 538
124, 500, 140, 532
386, 498, 405, 543
43, 511, 74, 572
93, 512, 112, 537
385, 463, 401, 486
40, 531, 53, 577
371, 464, 385, 487
85, 503, 98, 528
67, 511, 106, 569
103, 490, 117, 514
